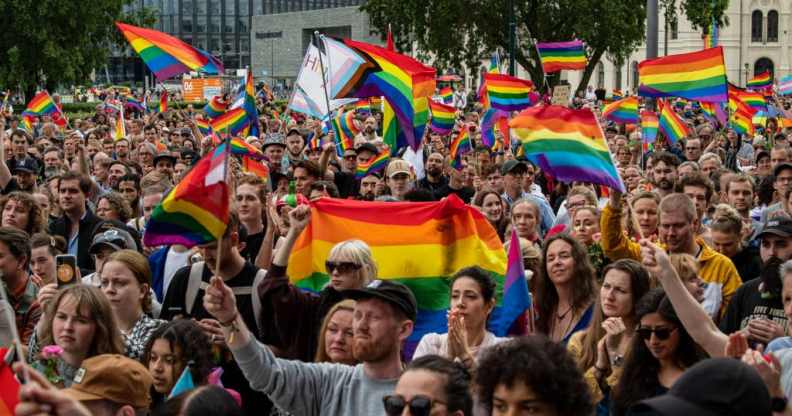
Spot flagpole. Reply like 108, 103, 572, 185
314, 31, 334, 121
215, 127, 232, 276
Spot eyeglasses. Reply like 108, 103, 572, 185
325, 261, 362, 274
637, 326, 677, 341
383, 395, 442, 416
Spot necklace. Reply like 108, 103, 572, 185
557, 305, 573, 320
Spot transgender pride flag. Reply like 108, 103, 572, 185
779, 75, 792, 96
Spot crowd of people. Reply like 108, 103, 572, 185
3, 81, 792, 416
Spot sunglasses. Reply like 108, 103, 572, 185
325, 261, 361, 274
637, 326, 677, 341
383, 395, 440, 416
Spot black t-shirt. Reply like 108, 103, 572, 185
719, 278, 787, 343
435, 184, 475, 204
417, 175, 449, 200
333, 171, 358, 198
241, 231, 265, 264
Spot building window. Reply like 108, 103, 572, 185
631, 61, 639, 92
768, 10, 779, 42
596, 63, 605, 89
670, 19, 678, 40
751, 10, 763, 42
614, 64, 622, 90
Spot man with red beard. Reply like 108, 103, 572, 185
204, 277, 417, 415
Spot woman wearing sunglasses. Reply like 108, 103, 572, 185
611, 288, 705, 416
567, 259, 651, 413
384, 355, 472, 416
258, 205, 378, 362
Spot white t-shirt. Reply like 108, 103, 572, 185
162, 247, 192, 297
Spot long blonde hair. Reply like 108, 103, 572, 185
314, 300, 356, 364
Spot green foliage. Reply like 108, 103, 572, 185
363, 0, 647, 94
661, 0, 730, 34
0, 0, 134, 96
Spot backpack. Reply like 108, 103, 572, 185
184, 261, 266, 334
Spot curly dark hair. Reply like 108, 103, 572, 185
0, 191, 45, 235
475, 335, 593, 415
611, 288, 705, 416
450, 266, 497, 304
535, 234, 597, 335
405, 355, 472, 416
144, 319, 214, 389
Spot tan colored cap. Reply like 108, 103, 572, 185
61, 354, 153, 409
386, 159, 412, 178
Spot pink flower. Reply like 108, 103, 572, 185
41, 345, 63, 360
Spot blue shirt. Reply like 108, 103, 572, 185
502, 192, 556, 236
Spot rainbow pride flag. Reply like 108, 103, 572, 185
231, 137, 266, 160
658, 100, 690, 144
510, 105, 625, 192
242, 156, 270, 180
338, 39, 436, 151
703, 18, 718, 49
352, 98, 371, 113
602, 96, 639, 124
22, 91, 66, 128
699, 101, 727, 126
638, 46, 728, 103
116, 22, 224, 80
449, 128, 471, 170
355, 149, 390, 179
204, 96, 227, 119
481, 73, 534, 112
157, 91, 168, 113
480, 108, 508, 149
195, 117, 211, 135
728, 89, 757, 135
641, 111, 659, 143
211, 107, 249, 135
536, 40, 587, 72
439, 87, 453, 104
285, 195, 510, 349
330, 110, 360, 157
780, 75, 792, 96
123, 95, 145, 112
113, 110, 126, 141
612, 89, 623, 100
428, 100, 456, 134
747, 71, 772, 90
488, 52, 500, 74
143, 141, 230, 247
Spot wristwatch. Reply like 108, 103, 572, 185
771, 396, 788, 412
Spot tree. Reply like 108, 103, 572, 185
661, 0, 730, 36
0, 0, 144, 98
363, 0, 647, 94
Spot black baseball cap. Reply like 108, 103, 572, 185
758, 217, 792, 239
89, 228, 135, 254
630, 358, 771, 416
355, 143, 379, 156
13, 157, 39, 174
346, 280, 418, 322
501, 159, 527, 176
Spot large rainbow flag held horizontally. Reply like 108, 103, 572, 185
638, 46, 728, 103
481, 73, 535, 112
143, 141, 230, 247
510, 105, 625, 192
536, 40, 587, 73
116, 22, 224, 80
286, 195, 518, 350
602, 96, 639, 124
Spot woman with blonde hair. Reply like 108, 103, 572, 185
668, 253, 706, 303
258, 205, 377, 362
100, 249, 165, 360
29, 285, 124, 387
314, 299, 357, 365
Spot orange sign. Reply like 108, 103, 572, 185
182, 79, 204, 102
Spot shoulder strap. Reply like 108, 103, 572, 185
251, 268, 267, 334
185, 261, 205, 316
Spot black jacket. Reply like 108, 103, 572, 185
48, 208, 103, 274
